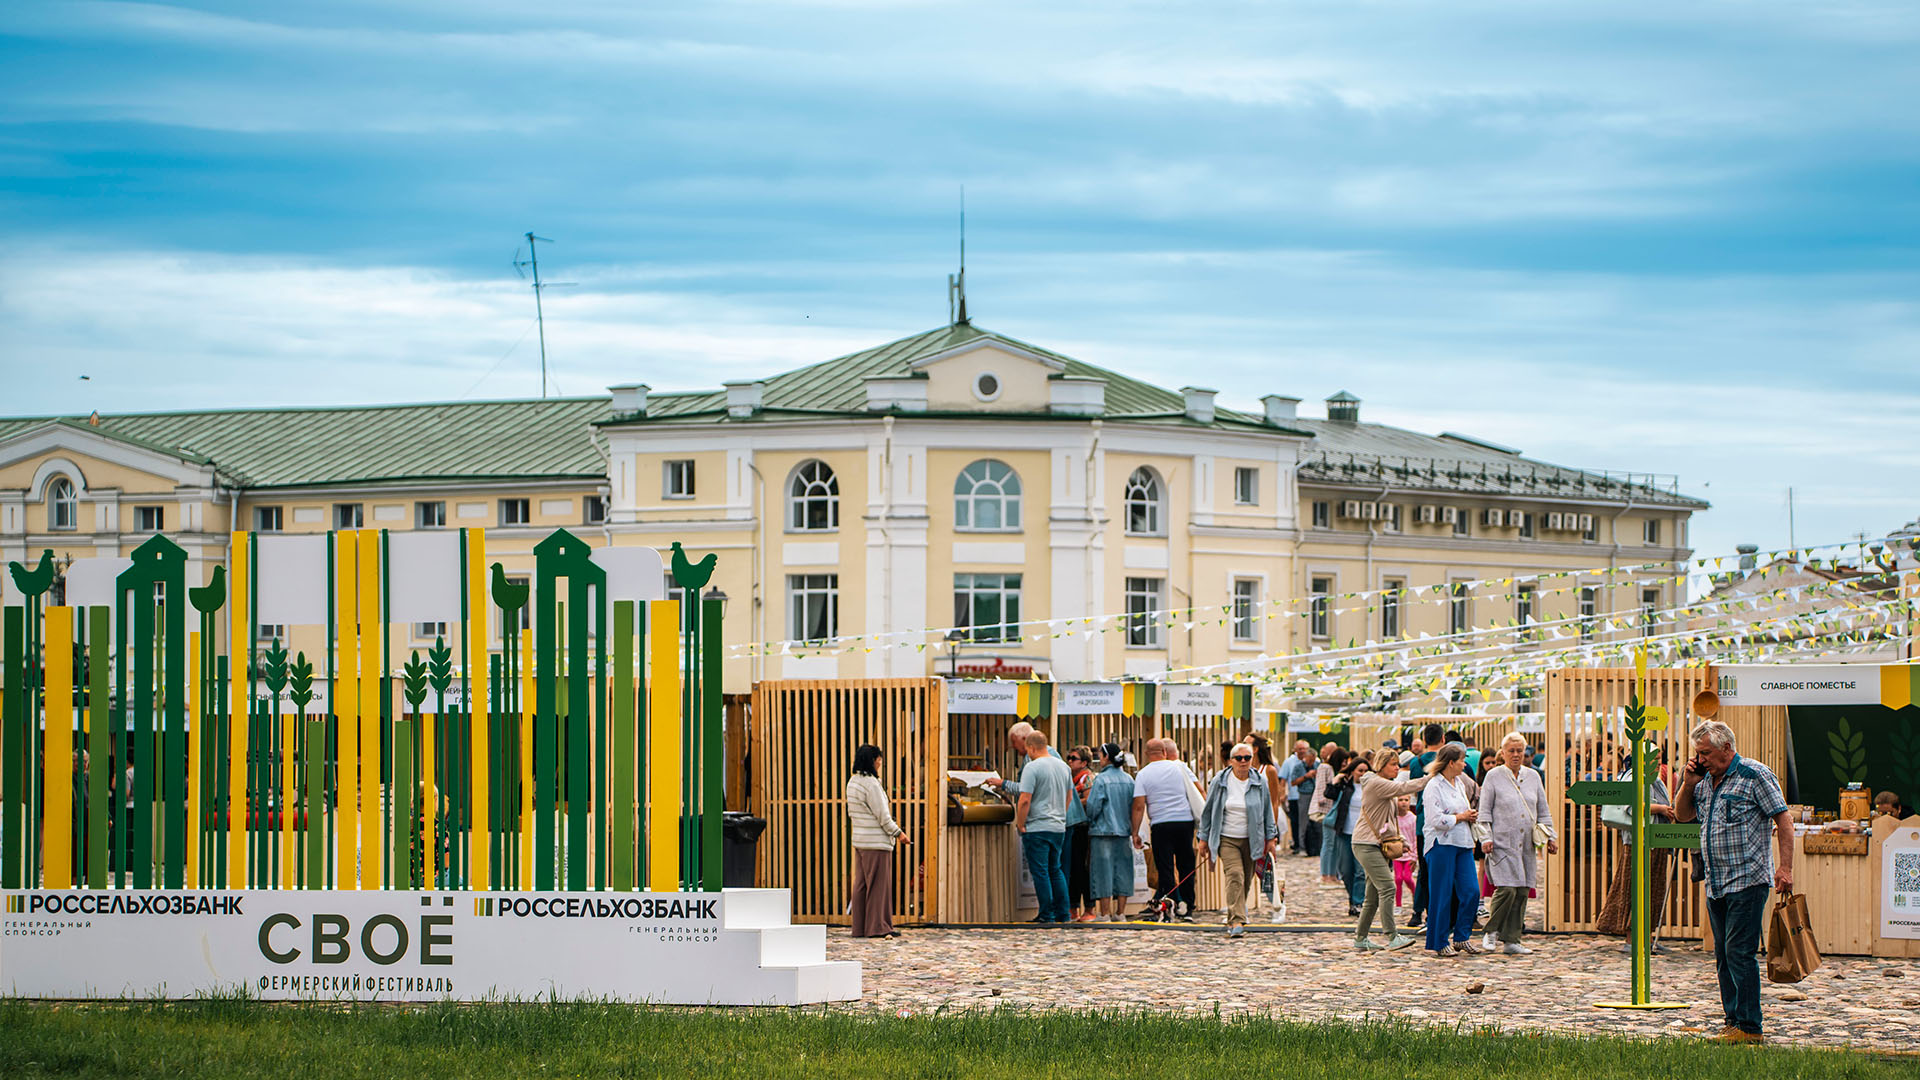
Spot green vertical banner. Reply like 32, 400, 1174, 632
611, 601, 636, 891
2, 605, 22, 889
531, 530, 605, 892
86, 606, 110, 889
117, 535, 187, 890
700, 596, 723, 893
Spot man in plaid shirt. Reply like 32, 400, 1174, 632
1675, 720, 1794, 1045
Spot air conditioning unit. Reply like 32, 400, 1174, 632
1482, 508, 1505, 527
1546, 511, 1564, 531
1578, 514, 1594, 533
1442, 506, 1460, 525
1361, 501, 1378, 520
1414, 505, 1437, 524
1341, 499, 1363, 519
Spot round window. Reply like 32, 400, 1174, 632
974, 372, 1001, 401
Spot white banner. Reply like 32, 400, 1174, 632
1883, 821, 1920, 940
1716, 665, 1878, 706
1159, 684, 1224, 717
0, 888, 858, 1005
63, 557, 135, 609
946, 681, 1019, 715
255, 535, 330, 626
589, 546, 666, 605
387, 531, 462, 623
1056, 683, 1123, 716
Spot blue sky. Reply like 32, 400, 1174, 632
2, 1, 1917, 567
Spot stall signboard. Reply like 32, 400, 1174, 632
1057, 683, 1124, 716
1884, 822, 1920, 940
0, 888, 857, 1005
1717, 664, 1919, 708
946, 681, 1021, 715
1160, 685, 1224, 717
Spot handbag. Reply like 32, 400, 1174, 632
1767, 889, 1822, 983
1600, 804, 1632, 831
1378, 831, 1407, 861
1532, 821, 1554, 848
1471, 822, 1493, 845
1184, 769, 1206, 819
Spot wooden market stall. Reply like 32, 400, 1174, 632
749, 677, 1253, 926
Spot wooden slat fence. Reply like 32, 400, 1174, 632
1543, 666, 1786, 937
750, 678, 941, 925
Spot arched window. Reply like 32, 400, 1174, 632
788, 460, 839, 532
48, 477, 78, 531
1124, 467, 1162, 536
954, 460, 1021, 531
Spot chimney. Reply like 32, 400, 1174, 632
1261, 394, 1300, 425
1737, 543, 1759, 573
1048, 376, 1106, 417
724, 380, 765, 419
1181, 386, 1217, 424
1326, 391, 1361, 423
607, 383, 649, 419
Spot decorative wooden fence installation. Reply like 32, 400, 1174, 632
751, 678, 942, 925
0, 529, 725, 896
1542, 666, 1786, 937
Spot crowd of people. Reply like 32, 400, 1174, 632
844, 716, 1807, 1043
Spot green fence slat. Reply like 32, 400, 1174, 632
87, 607, 109, 888
566, 591, 589, 892
2, 606, 22, 890
393, 717, 414, 889
701, 598, 723, 893
611, 601, 635, 891
162, 573, 186, 890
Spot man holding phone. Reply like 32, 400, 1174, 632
1674, 720, 1793, 1045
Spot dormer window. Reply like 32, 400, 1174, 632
49, 478, 78, 531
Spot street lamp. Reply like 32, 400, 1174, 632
702, 586, 729, 619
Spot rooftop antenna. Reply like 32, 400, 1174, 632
947, 186, 968, 326
513, 232, 575, 398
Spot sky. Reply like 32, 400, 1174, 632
2, 1, 1917, 570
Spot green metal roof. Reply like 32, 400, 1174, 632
612, 322, 1303, 432
0, 398, 608, 490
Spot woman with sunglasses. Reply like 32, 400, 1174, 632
1197, 742, 1283, 937
1065, 746, 1097, 922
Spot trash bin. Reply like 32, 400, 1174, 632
721, 811, 767, 889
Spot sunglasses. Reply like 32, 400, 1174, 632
1231, 754, 1253, 761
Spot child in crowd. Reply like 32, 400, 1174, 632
1392, 794, 1418, 906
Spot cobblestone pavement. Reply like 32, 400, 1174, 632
825, 854, 1920, 1052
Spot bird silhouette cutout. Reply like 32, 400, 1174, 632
670, 541, 717, 591
189, 566, 227, 614
7, 549, 54, 599
490, 562, 529, 615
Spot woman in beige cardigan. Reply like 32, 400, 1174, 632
1352, 748, 1433, 951
846, 744, 909, 938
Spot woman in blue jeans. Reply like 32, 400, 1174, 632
1421, 743, 1488, 956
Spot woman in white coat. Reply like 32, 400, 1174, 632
1478, 733, 1557, 954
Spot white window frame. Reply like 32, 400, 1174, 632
415, 501, 446, 529
1311, 500, 1330, 529
1516, 583, 1537, 643
1643, 518, 1661, 545
48, 477, 79, 531
1123, 467, 1164, 537
583, 494, 606, 524
253, 505, 283, 533
788, 460, 839, 533
1579, 586, 1598, 642
1309, 575, 1333, 640
1449, 580, 1471, 636
1231, 577, 1261, 643
1381, 578, 1404, 639
413, 621, 449, 642
1453, 511, 1470, 537
333, 503, 363, 530
499, 498, 531, 527
954, 459, 1022, 532
954, 572, 1021, 644
256, 623, 288, 643
1583, 515, 1598, 542
1516, 511, 1535, 539
134, 505, 165, 533
1125, 576, 1164, 648
1641, 587, 1660, 637
788, 573, 839, 642
1232, 467, 1258, 506
664, 459, 696, 499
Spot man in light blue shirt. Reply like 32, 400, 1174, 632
1013, 730, 1074, 923
1278, 741, 1312, 853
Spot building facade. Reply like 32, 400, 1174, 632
2, 319, 1706, 705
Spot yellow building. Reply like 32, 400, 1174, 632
2, 319, 1705, 707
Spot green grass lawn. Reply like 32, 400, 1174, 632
1, 999, 1910, 1079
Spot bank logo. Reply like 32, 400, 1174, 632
5, 896, 21, 913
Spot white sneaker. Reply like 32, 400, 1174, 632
1502, 943, 1533, 955
1482, 932, 1498, 951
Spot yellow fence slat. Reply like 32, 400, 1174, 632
466, 528, 490, 891
228, 532, 250, 889
43, 607, 74, 890
356, 529, 382, 889
335, 530, 359, 889
647, 599, 680, 891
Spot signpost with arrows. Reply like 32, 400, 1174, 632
1581, 650, 1697, 1011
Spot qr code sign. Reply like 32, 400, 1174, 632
1896, 851, 1920, 895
